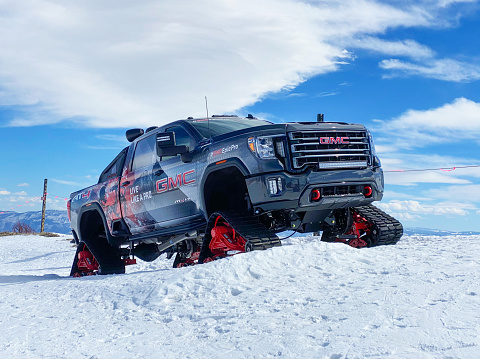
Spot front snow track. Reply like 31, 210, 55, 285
354, 205, 403, 246
199, 211, 282, 264
167, 211, 283, 268
322, 204, 403, 248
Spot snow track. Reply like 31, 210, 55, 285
1, 234, 479, 358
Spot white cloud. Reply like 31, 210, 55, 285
0, 0, 469, 129
377, 199, 476, 217
380, 153, 480, 171
386, 211, 422, 221
379, 58, 480, 82
0, 195, 43, 212
351, 37, 435, 59
382, 190, 432, 201
51, 179, 84, 187
14, 191, 28, 196
437, 0, 478, 7
95, 134, 126, 142
384, 171, 471, 186
379, 152, 480, 185
286, 93, 307, 98
46, 197, 69, 211
378, 98, 480, 147
375, 145, 399, 154
17, 183, 30, 187
0, 190, 11, 195
427, 184, 480, 202
314, 91, 339, 98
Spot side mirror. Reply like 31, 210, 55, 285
156, 132, 188, 157
181, 152, 194, 163
126, 128, 144, 142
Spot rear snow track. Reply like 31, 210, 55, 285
0, 234, 479, 358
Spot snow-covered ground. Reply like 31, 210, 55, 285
1, 234, 479, 359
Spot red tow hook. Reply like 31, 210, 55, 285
311, 189, 321, 202
363, 186, 373, 198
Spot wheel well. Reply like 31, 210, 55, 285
204, 166, 251, 217
79, 209, 106, 245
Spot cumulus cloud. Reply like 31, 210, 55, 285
379, 58, 480, 82
377, 98, 480, 147
0, 190, 11, 195
0, 0, 471, 128
17, 183, 30, 187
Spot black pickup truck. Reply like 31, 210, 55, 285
68, 115, 402, 276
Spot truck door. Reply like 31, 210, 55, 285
152, 125, 200, 226
120, 134, 157, 234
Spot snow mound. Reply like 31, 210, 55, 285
1, 234, 479, 358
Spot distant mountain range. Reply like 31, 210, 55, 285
403, 227, 480, 236
0, 210, 71, 234
1, 210, 479, 237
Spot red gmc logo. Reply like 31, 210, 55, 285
319, 137, 350, 144
156, 169, 196, 193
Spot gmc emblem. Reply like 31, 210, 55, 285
319, 137, 350, 144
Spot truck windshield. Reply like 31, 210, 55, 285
189, 118, 272, 137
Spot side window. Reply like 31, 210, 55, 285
132, 135, 157, 170
161, 126, 194, 161
98, 149, 127, 183
168, 126, 193, 149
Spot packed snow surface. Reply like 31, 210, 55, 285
1, 234, 479, 358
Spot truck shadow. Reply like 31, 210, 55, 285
7, 250, 72, 264
0, 274, 63, 284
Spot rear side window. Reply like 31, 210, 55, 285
98, 148, 127, 183
132, 135, 157, 170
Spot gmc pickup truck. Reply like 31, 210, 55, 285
68, 114, 403, 276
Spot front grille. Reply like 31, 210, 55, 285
288, 131, 370, 170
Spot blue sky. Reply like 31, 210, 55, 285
1, 0, 480, 231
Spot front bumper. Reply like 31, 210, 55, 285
246, 168, 384, 212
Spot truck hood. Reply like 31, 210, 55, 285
211, 122, 367, 143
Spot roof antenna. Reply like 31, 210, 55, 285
205, 96, 209, 119
205, 96, 212, 139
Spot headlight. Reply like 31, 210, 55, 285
256, 136, 275, 158
248, 135, 287, 160
248, 136, 276, 159
366, 130, 377, 157
366, 130, 381, 167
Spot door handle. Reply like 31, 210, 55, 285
121, 181, 130, 187
154, 169, 164, 176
